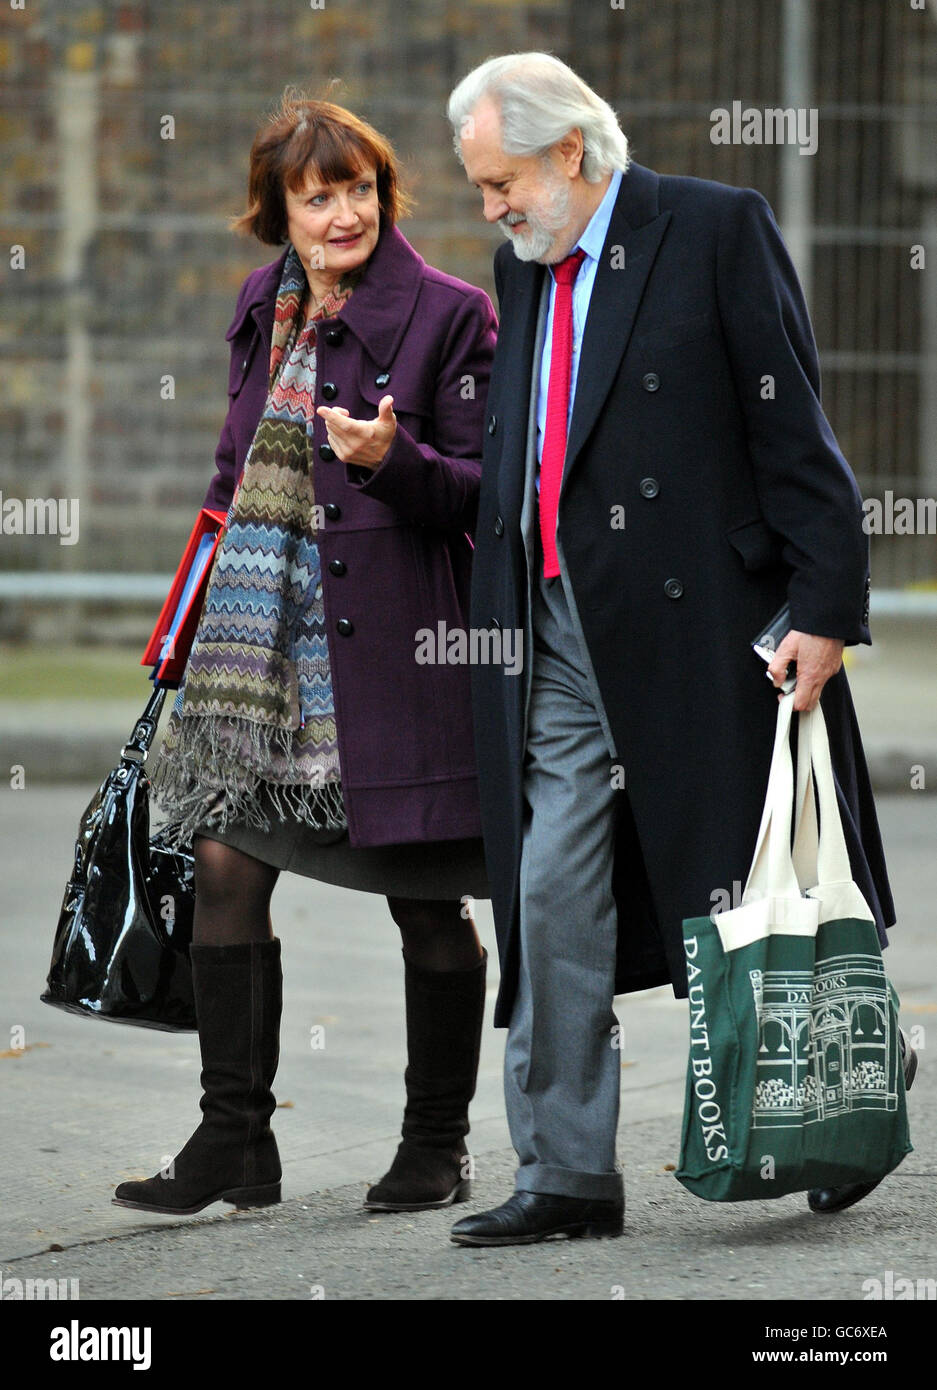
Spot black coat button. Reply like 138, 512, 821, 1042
336, 618, 354, 637
375, 372, 391, 388
319, 444, 336, 462
328, 559, 347, 576
322, 382, 338, 401
664, 578, 684, 599
487, 414, 497, 435
325, 328, 344, 346
642, 372, 660, 392
639, 477, 660, 499
494, 515, 504, 537
324, 503, 341, 520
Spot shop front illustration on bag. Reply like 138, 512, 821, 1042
748, 953, 901, 1130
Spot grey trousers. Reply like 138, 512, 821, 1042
504, 556, 624, 1202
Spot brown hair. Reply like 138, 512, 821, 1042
232, 88, 412, 244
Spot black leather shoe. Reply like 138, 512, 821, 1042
808, 1029, 917, 1215
450, 1189, 624, 1246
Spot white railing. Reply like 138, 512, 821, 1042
0, 574, 934, 617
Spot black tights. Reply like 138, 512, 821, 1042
192, 835, 483, 972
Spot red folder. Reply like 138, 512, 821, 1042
142, 508, 226, 687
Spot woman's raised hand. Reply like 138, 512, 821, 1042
316, 395, 397, 470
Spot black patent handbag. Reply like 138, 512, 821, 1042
41, 685, 197, 1031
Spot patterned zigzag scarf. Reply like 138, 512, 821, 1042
152, 245, 359, 845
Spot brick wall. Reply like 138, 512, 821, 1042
1, 0, 934, 585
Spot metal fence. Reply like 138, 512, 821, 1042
569, 0, 937, 592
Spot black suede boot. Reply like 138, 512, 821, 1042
365, 949, 487, 1211
113, 938, 283, 1215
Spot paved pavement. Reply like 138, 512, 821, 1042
0, 789, 933, 1302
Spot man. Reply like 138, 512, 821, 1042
445, 52, 906, 1246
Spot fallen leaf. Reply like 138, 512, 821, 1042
662, 1163, 676, 1172
0, 1042, 52, 1059
276, 1100, 294, 1109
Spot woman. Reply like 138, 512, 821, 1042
113, 93, 497, 1218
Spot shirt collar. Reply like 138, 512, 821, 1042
552, 167, 623, 275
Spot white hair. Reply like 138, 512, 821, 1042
447, 52, 630, 183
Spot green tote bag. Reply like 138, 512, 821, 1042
675, 693, 911, 1201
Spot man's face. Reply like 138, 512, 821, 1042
459, 98, 576, 264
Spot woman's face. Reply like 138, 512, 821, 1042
284, 163, 381, 284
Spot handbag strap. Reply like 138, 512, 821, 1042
120, 685, 168, 763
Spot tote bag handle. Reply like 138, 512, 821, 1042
791, 703, 876, 924
714, 690, 819, 953
740, 691, 802, 907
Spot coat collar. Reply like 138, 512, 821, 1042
494, 161, 664, 304
225, 220, 425, 366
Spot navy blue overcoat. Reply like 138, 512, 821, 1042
469, 162, 895, 1026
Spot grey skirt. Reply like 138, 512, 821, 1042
193, 784, 490, 901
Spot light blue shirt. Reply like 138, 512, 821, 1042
536, 168, 623, 479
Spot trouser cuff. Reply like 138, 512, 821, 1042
515, 1162, 623, 1202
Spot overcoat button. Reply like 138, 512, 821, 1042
664, 578, 684, 599
639, 477, 660, 499
324, 502, 341, 520
322, 382, 338, 400
375, 371, 391, 388
642, 372, 661, 392
494, 515, 504, 536
319, 443, 336, 462
328, 559, 347, 576
336, 618, 354, 636
487, 414, 498, 435
325, 328, 344, 346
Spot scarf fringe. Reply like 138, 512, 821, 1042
151, 708, 346, 851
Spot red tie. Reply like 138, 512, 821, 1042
539, 248, 586, 578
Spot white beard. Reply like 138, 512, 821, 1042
499, 173, 573, 264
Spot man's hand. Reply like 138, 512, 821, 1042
767, 629, 845, 712
316, 395, 397, 470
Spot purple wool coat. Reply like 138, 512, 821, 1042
201, 220, 497, 847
